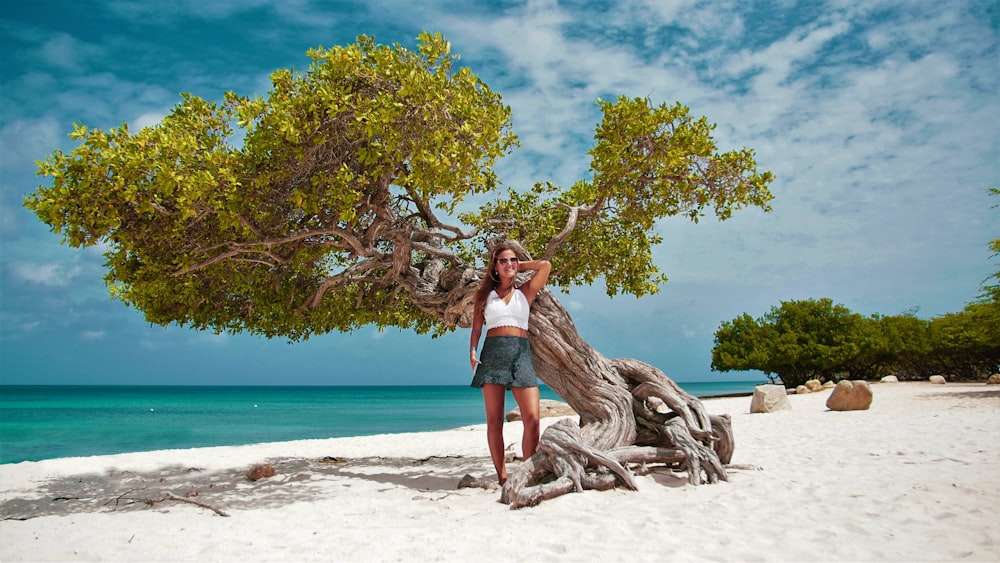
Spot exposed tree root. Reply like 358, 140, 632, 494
623, 359, 731, 484
710, 413, 734, 465
501, 419, 637, 509
497, 353, 735, 508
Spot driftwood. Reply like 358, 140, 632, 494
144, 492, 230, 517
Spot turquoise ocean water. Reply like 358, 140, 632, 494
0, 382, 761, 464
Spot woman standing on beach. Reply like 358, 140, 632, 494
469, 242, 551, 486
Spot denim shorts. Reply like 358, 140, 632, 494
470, 336, 539, 389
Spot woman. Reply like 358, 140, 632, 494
469, 241, 552, 486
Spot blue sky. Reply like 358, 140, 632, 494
1, 0, 997, 386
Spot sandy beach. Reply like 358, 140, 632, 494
1, 382, 997, 562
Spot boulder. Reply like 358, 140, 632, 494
246, 464, 276, 481
826, 380, 873, 411
750, 384, 792, 413
881, 375, 899, 383
822, 381, 835, 389
795, 385, 810, 395
987, 374, 1000, 385
929, 375, 947, 385
805, 379, 823, 392
506, 399, 577, 422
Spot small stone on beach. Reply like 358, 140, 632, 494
246, 464, 276, 481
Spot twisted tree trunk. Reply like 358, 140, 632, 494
436, 264, 733, 508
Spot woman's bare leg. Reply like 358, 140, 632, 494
512, 386, 541, 459
481, 383, 508, 484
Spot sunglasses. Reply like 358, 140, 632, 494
496, 257, 519, 265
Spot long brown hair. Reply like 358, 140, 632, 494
473, 240, 521, 318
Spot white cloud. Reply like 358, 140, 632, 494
131, 112, 166, 131
81, 330, 106, 341
8, 261, 82, 287
0, 202, 21, 238
424, 1, 996, 317
104, 0, 339, 27
190, 332, 229, 347
37, 33, 105, 71
0, 117, 64, 179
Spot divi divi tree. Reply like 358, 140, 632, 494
26, 33, 774, 508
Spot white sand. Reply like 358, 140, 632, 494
1, 382, 998, 562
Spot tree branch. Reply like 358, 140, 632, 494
306, 256, 391, 309
174, 226, 370, 276
173, 248, 287, 276
541, 197, 605, 261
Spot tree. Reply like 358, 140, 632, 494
712, 298, 865, 387
714, 298, 998, 384
710, 313, 777, 380
25, 33, 774, 508
839, 314, 889, 381
926, 303, 1000, 378
872, 313, 932, 379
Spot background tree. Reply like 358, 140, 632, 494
710, 313, 777, 381
874, 313, 932, 379
25, 33, 774, 507
839, 314, 890, 381
713, 299, 998, 385
926, 303, 1000, 378
712, 298, 862, 387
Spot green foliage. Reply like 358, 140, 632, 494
25, 33, 775, 341
864, 313, 932, 378
712, 298, 1000, 387
925, 301, 1000, 377
712, 299, 866, 387
709, 312, 776, 373
463, 97, 774, 297
979, 187, 1000, 304
27, 32, 516, 339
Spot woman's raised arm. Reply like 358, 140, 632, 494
517, 260, 551, 304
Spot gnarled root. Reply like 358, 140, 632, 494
661, 417, 728, 484
500, 419, 637, 509
620, 362, 732, 485
608, 445, 687, 466
710, 413, 734, 465
496, 356, 736, 508
632, 381, 714, 441
632, 399, 729, 485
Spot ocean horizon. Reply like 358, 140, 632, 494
0, 381, 765, 464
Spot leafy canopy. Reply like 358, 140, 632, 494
467, 98, 773, 296
26, 33, 774, 341
712, 298, 866, 386
712, 298, 999, 385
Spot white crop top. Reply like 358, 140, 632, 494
484, 288, 530, 331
